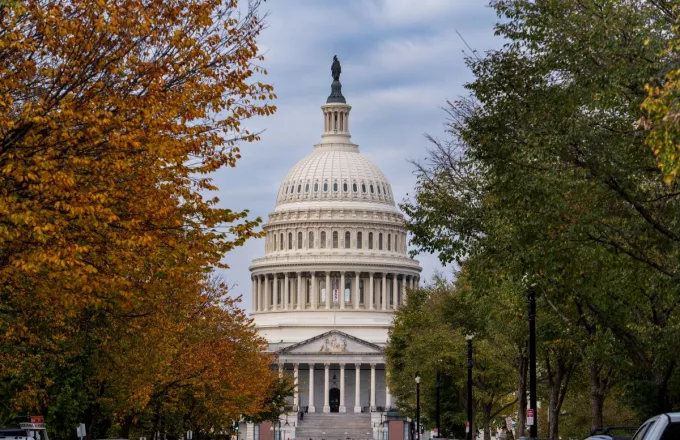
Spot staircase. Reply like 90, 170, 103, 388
295, 413, 373, 440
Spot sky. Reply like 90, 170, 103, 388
215, 0, 503, 313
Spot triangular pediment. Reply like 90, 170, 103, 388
277, 330, 384, 355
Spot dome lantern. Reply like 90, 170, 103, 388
321, 56, 352, 145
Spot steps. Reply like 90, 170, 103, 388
296, 413, 373, 440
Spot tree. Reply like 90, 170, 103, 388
401, 0, 680, 432
0, 0, 278, 437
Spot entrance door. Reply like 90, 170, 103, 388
329, 387, 340, 412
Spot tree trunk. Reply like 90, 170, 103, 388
589, 363, 608, 433
516, 353, 528, 438
546, 354, 577, 440
483, 404, 492, 440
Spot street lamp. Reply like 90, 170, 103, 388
436, 360, 441, 438
415, 374, 421, 440
527, 286, 538, 439
466, 334, 474, 440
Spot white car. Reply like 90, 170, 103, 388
629, 413, 680, 440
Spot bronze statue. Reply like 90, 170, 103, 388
331, 55, 341, 82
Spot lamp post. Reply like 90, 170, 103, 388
436, 366, 441, 438
415, 374, 421, 440
466, 334, 474, 440
528, 287, 537, 439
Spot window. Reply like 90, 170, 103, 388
660, 422, 680, 440
297, 184, 301, 193
396, 234, 400, 252
345, 278, 351, 302
306, 279, 311, 304
320, 280, 326, 303
357, 231, 363, 249
370, 184, 374, 193
274, 234, 277, 250
324, 182, 328, 192
305, 183, 310, 192
285, 186, 288, 194
309, 231, 314, 249
377, 185, 381, 194
333, 182, 338, 192
359, 279, 364, 304
288, 232, 292, 249
388, 233, 391, 251
378, 233, 383, 250
368, 232, 373, 249
314, 183, 319, 192
290, 185, 294, 194
280, 233, 283, 250
345, 231, 351, 248
352, 183, 357, 192
383, 185, 387, 195
343, 182, 348, 192
333, 231, 338, 248
361, 183, 366, 193
298, 231, 303, 249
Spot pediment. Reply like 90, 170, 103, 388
277, 330, 384, 355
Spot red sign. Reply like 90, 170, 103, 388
527, 409, 534, 417
465, 421, 470, 433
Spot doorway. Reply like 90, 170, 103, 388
329, 387, 340, 412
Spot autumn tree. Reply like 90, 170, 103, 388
0, 0, 279, 437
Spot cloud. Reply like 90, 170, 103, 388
216, 0, 501, 313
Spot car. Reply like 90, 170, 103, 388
629, 413, 680, 440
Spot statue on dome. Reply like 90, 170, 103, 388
331, 55, 341, 82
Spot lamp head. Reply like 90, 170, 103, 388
415, 375, 421, 384
466, 334, 474, 341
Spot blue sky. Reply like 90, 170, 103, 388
215, 0, 503, 312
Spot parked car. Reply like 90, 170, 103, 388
586, 426, 639, 440
629, 413, 680, 440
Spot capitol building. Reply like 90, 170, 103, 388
244, 58, 422, 440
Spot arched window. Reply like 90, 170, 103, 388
387, 233, 391, 251
395, 234, 399, 252
324, 182, 328, 192
320, 231, 326, 249
357, 232, 363, 249
314, 183, 319, 192
288, 232, 293, 249
297, 184, 301, 193
345, 231, 351, 248
368, 232, 373, 249
290, 185, 294, 194
333, 182, 338, 192
383, 185, 387, 195
305, 183, 310, 192
377, 185, 381, 195
352, 183, 357, 192
298, 231, 303, 249
370, 184, 374, 193
343, 182, 348, 192
274, 234, 277, 250
378, 233, 383, 250
285, 186, 288, 194
309, 231, 314, 249
362, 183, 366, 193
333, 231, 339, 248
280, 233, 284, 250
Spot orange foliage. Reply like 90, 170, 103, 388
0, 0, 276, 423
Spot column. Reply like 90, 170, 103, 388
293, 363, 299, 410
308, 363, 315, 412
323, 362, 330, 413
370, 363, 376, 410
369, 273, 375, 310
392, 275, 398, 309
386, 383, 392, 410
339, 363, 346, 413
259, 275, 264, 311
273, 274, 279, 309
284, 273, 289, 310
296, 272, 303, 310
252, 277, 258, 312
265, 274, 271, 310
311, 272, 317, 310
354, 363, 361, 413
340, 272, 346, 310
381, 273, 387, 311
325, 272, 331, 309
277, 363, 283, 379
354, 273, 360, 309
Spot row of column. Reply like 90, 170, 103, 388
252, 272, 420, 313
285, 363, 390, 413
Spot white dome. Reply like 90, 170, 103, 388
275, 145, 395, 207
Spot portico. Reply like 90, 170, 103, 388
276, 330, 391, 414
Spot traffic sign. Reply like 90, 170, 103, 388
465, 421, 470, 433
527, 409, 535, 426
